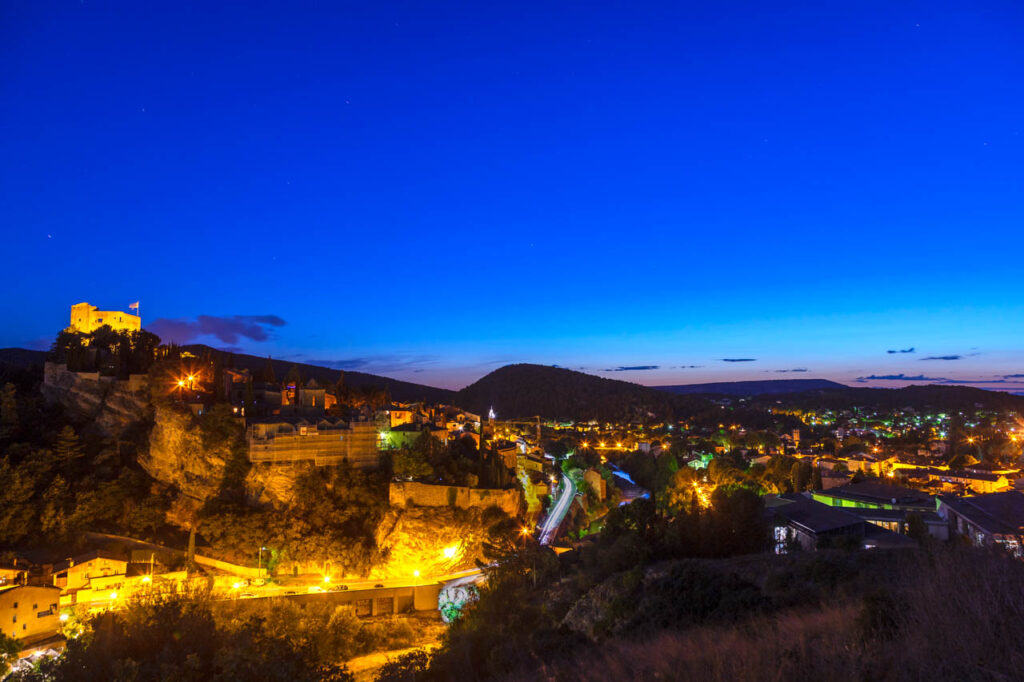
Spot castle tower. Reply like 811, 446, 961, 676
69, 302, 141, 334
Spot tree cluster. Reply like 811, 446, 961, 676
50, 326, 161, 378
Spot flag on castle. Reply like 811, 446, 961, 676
129, 301, 139, 310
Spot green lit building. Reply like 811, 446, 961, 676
811, 481, 935, 513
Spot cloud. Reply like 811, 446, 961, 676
603, 365, 660, 372
920, 355, 962, 361
773, 368, 808, 373
855, 374, 946, 382
148, 314, 286, 344
720, 358, 756, 362
1004, 374, 1024, 379
675, 365, 703, 369
936, 378, 1012, 385
887, 347, 915, 354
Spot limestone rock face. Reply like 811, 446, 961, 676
244, 463, 305, 507
42, 362, 150, 437
372, 506, 504, 579
141, 404, 229, 502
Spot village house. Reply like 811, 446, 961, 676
52, 551, 128, 591
0, 585, 62, 644
937, 491, 1024, 557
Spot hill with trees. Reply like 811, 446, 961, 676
179, 345, 456, 404
0, 343, 455, 405
455, 364, 709, 422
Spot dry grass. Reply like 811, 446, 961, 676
505, 548, 1024, 682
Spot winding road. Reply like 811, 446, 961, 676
538, 473, 576, 545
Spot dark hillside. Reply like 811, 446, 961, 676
456, 363, 708, 422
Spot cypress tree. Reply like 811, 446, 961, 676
262, 356, 276, 385
55, 425, 84, 474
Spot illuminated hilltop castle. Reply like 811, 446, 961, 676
69, 302, 141, 334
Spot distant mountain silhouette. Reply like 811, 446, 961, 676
0, 348, 46, 368
456, 364, 708, 421
655, 379, 847, 397
751, 383, 1024, 412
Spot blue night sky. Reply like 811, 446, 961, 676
2, 1, 1022, 390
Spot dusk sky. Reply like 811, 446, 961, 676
2, 1, 1022, 391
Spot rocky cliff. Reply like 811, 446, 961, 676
42, 362, 150, 437
142, 404, 308, 507
372, 506, 509, 579
141, 404, 230, 501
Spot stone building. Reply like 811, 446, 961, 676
247, 417, 383, 469
69, 302, 141, 334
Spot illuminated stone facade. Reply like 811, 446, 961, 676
69, 302, 141, 334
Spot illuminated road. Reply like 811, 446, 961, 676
538, 473, 576, 545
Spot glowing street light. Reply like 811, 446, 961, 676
323, 575, 331, 584
442, 544, 459, 560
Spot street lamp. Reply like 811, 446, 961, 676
258, 546, 268, 577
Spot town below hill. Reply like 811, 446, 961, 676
2, 309, 1024, 680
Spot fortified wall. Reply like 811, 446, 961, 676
389, 481, 521, 517
42, 362, 150, 437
